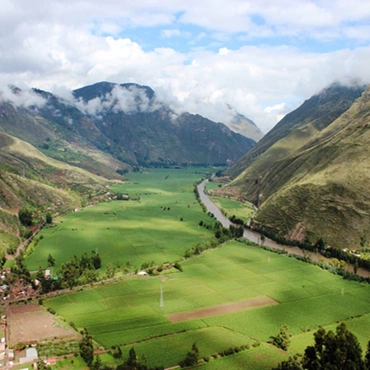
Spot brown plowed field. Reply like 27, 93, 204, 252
167, 296, 278, 323
7, 304, 78, 345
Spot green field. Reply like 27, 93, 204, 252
205, 181, 255, 222
25, 168, 216, 271
210, 196, 255, 222
45, 240, 370, 369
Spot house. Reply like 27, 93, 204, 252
45, 358, 57, 366
8, 350, 14, 361
137, 271, 148, 276
19, 348, 38, 363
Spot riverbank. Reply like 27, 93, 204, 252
197, 178, 370, 279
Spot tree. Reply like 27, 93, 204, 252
36, 358, 48, 370
45, 212, 52, 224
18, 206, 33, 226
275, 323, 366, 370
0, 252, 6, 269
92, 355, 102, 370
111, 345, 123, 359
303, 323, 365, 370
179, 342, 199, 368
273, 355, 303, 370
79, 328, 94, 367
91, 250, 102, 269
270, 324, 291, 351
365, 341, 370, 370
47, 254, 55, 267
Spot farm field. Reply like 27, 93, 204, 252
24, 168, 216, 272
210, 196, 255, 223
44, 240, 370, 369
205, 181, 255, 222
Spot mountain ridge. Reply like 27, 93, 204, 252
224, 82, 370, 249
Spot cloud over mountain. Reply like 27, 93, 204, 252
1, 1, 370, 132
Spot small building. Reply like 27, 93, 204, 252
8, 350, 14, 361
137, 271, 148, 276
45, 358, 57, 366
19, 348, 38, 363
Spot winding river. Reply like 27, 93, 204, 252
197, 178, 370, 279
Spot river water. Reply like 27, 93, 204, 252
197, 178, 370, 279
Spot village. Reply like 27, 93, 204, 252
0, 267, 70, 369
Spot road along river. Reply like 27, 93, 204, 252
197, 178, 370, 279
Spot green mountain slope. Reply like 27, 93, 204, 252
0, 131, 113, 250
229, 84, 370, 249
0, 98, 129, 179
227, 82, 365, 180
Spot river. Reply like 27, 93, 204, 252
197, 178, 370, 279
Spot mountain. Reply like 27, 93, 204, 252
225, 112, 263, 142
227, 82, 365, 179
225, 82, 368, 249
72, 82, 256, 166
0, 81, 256, 247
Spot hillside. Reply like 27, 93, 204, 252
0, 131, 115, 252
227, 82, 365, 179
225, 112, 263, 142
72, 82, 256, 166
0, 81, 257, 250
226, 83, 370, 249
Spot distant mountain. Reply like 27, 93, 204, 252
225, 82, 368, 249
225, 112, 263, 142
0, 81, 256, 245
72, 82, 256, 166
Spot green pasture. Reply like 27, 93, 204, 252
210, 196, 255, 222
196, 343, 289, 370
45, 240, 370, 369
25, 168, 215, 271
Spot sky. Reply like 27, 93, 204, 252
1, 0, 370, 133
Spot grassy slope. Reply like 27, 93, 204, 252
0, 132, 114, 244
223, 84, 370, 248
252, 86, 370, 248
227, 83, 365, 180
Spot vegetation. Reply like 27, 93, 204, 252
274, 323, 368, 370
227, 83, 370, 249
36, 250, 102, 292
18, 206, 33, 226
24, 168, 216, 272
79, 328, 94, 367
44, 240, 370, 369
179, 342, 199, 368
270, 324, 291, 351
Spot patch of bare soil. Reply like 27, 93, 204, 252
167, 296, 278, 323
7, 304, 78, 345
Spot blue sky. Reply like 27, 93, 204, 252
1, 0, 370, 132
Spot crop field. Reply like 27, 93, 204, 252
44, 240, 370, 369
205, 181, 255, 222
25, 168, 216, 271
210, 196, 255, 222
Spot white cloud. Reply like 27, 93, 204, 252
75, 84, 164, 116
0, 1, 370, 133
0, 85, 47, 108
